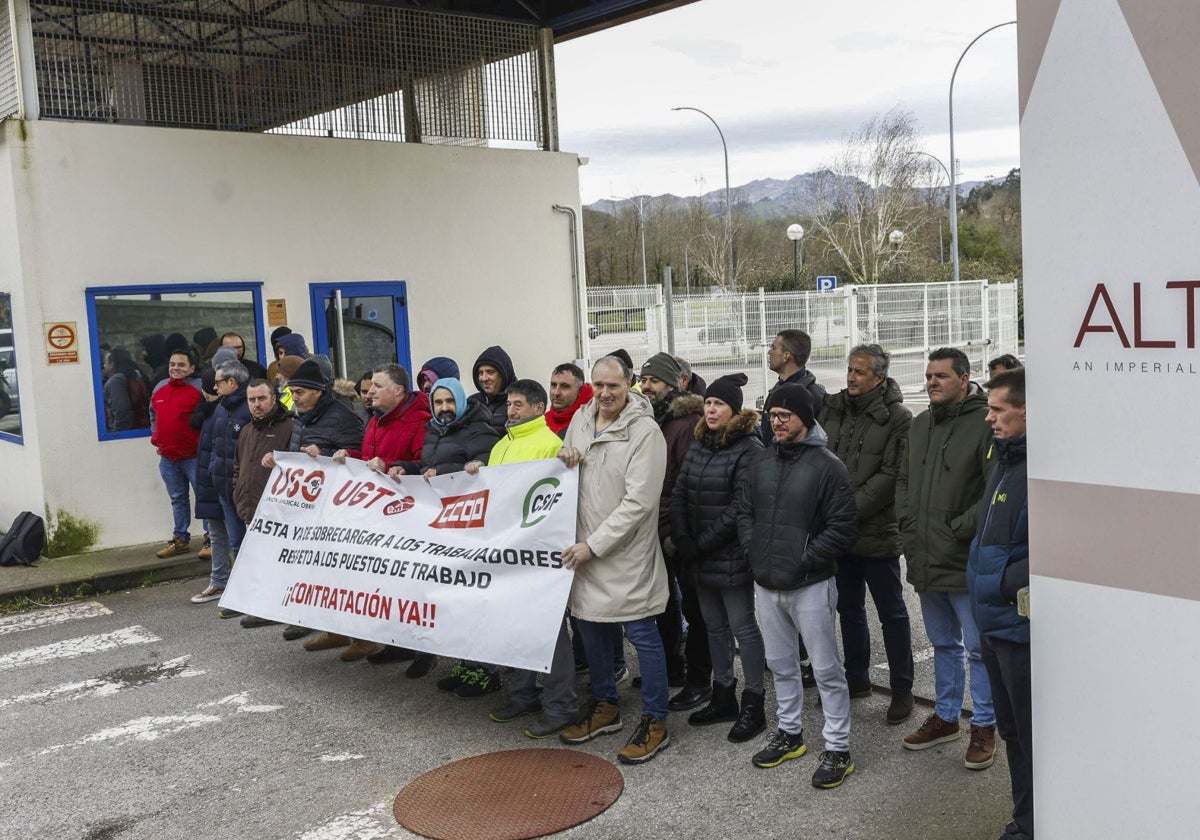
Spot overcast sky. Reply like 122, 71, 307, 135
554, 0, 1019, 204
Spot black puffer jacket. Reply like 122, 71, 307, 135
191, 399, 224, 522
819, 378, 913, 557
670, 409, 764, 588
468, 345, 517, 432
399, 401, 501, 475
735, 424, 858, 591
209, 387, 251, 500
291, 389, 364, 456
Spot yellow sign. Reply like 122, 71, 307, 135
267, 299, 288, 328
45, 321, 79, 365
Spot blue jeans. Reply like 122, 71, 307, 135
570, 615, 625, 671
158, 456, 197, 541
578, 616, 668, 721
217, 494, 246, 556
836, 554, 914, 692
918, 590, 995, 727
208, 518, 232, 589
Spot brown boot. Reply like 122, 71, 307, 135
303, 632, 351, 652
617, 715, 670, 765
340, 639, 385, 662
156, 537, 191, 558
560, 700, 622, 745
887, 691, 915, 725
902, 713, 960, 750
964, 724, 996, 770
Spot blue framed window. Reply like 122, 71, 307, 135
0, 293, 23, 445
85, 283, 265, 441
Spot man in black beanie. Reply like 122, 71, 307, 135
638, 352, 711, 710
736, 383, 858, 788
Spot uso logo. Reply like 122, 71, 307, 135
430, 490, 490, 529
269, 467, 325, 502
521, 477, 563, 528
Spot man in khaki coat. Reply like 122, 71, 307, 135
558, 355, 670, 765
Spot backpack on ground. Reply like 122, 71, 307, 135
0, 511, 46, 566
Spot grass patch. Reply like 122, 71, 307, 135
43, 509, 101, 558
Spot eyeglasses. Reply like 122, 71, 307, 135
768, 412, 794, 425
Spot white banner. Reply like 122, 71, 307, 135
220, 453, 578, 672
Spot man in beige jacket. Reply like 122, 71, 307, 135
558, 355, 671, 765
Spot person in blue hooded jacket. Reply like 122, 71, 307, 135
385, 377, 500, 686
417, 356, 460, 394
967, 366, 1032, 840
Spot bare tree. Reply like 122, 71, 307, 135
807, 107, 934, 285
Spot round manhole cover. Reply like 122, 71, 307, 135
393, 748, 624, 839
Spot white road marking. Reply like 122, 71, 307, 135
874, 646, 935, 670
0, 656, 204, 709
295, 804, 401, 840
319, 754, 365, 763
200, 692, 284, 714
0, 601, 112, 636
16, 692, 285, 762
0, 626, 161, 672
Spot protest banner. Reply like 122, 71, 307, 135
220, 452, 578, 672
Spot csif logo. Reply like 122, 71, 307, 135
521, 477, 563, 528
430, 490, 490, 529
383, 496, 416, 516
269, 466, 325, 502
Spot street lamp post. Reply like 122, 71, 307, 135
786, 223, 805, 290
612, 195, 649, 287
889, 229, 905, 282
948, 20, 1016, 284
908, 150, 952, 267
673, 106, 734, 290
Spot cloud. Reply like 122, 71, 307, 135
650, 37, 744, 68
832, 31, 899, 52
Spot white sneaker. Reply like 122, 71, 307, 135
190, 586, 224, 604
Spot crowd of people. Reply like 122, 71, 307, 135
144, 326, 1031, 839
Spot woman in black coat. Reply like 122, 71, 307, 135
670, 373, 766, 743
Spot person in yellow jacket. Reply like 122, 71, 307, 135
464, 379, 575, 738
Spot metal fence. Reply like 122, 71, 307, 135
588, 280, 1021, 411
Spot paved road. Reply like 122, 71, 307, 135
0, 578, 1010, 840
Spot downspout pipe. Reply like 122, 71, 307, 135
552, 204, 585, 360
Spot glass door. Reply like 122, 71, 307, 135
309, 282, 411, 381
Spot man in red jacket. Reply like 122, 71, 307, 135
545, 362, 593, 439
149, 349, 204, 559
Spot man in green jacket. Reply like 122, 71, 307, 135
466, 379, 575, 739
819, 343, 914, 725
896, 347, 997, 771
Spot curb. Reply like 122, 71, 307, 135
0, 556, 211, 606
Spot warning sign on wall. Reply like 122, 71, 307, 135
45, 322, 79, 365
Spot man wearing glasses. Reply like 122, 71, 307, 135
220, 332, 267, 380
736, 384, 858, 788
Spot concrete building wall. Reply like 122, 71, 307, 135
1019, 0, 1200, 834
0, 118, 584, 549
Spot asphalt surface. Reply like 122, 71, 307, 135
0, 573, 1011, 840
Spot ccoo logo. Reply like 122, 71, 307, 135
521, 477, 563, 528
430, 490, 490, 529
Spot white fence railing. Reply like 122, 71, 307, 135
587, 280, 1020, 410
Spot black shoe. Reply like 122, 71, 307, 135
668, 682, 712, 712
405, 653, 438, 678
282, 625, 313, 641
811, 750, 855, 789
752, 729, 806, 768
574, 660, 589, 675
688, 680, 739, 726
728, 689, 767, 743
365, 645, 413, 665
239, 615, 279, 629
667, 668, 688, 689
631, 675, 642, 688
217, 607, 242, 619
455, 666, 501, 698
848, 681, 873, 699
800, 660, 816, 688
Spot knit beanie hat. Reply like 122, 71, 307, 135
639, 352, 682, 387
277, 355, 304, 380
764, 383, 815, 428
270, 326, 292, 346
288, 359, 327, 391
311, 354, 334, 383
611, 348, 635, 373
211, 346, 238, 368
705, 372, 748, 413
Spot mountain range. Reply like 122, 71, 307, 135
587, 172, 1001, 219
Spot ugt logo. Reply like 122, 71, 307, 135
521, 477, 563, 528
430, 490, 490, 529
269, 467, 325, 502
